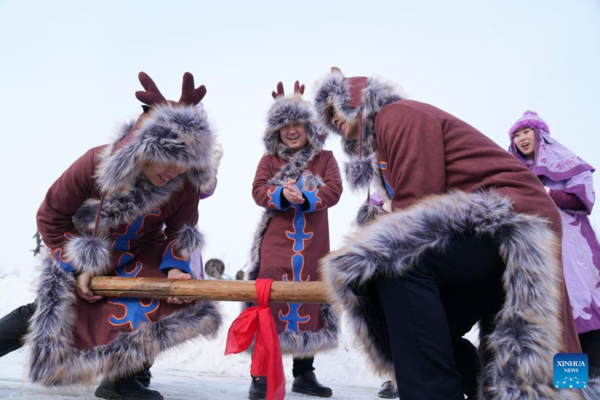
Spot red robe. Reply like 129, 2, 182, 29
251, 150, 342, 335
37, 146, 203, 349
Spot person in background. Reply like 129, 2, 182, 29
509, 110, 600, 377
204, 258, 233, 279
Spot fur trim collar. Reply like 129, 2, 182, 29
73, 173, 185, 235
320, 190, 600, 399
96, 103, 221, 195
264, 94, 323, 157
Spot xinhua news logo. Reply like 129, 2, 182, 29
553, 353, 588, 389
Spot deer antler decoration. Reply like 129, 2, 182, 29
271, 81, 305, 99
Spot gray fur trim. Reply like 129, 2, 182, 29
314, 71, 402, 201
244, 209, 274, 283
314, 70, 357, 135
266, 145, 317, 186
96, 103, 220, 195
302, 174, 325, 191
25, 254, 222, 386
72, 175, 184, 234
278, 303, 339, 356
264, 95, 323, 157
356, 203, 385, 227
64, 235, 112, 275
343, 154, 379, 192
321, 190, 600, 398
175, 225, 205, 257
313, 70, 402, 148
238, 302, 340, 356
582, 379, 600, 399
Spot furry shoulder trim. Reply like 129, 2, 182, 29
96, 103, 221, 195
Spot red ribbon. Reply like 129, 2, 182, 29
225, 279, 285, 400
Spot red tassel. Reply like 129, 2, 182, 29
225, 279, 285, 400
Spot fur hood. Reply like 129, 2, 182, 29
313, 69, 403, 160
96, 102, 222, 195
320, 190, 600, 399
60, 109, 220, 277
264, 93, 323, 159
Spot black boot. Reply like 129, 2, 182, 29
248, 375, 267, 400
292, 371, 332, 397
378, 381, 399, 399
134, 368, 152, 388
95, 375, 163, 400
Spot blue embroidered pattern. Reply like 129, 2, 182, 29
379, 162, 395, 198
159, 240, 191, 274
107, 211, 161, 331
277, 172, 321, 332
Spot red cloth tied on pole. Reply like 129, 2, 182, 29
225, 279, 285, 400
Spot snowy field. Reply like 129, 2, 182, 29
0, 270, 478, 399
0, 352, 382, 400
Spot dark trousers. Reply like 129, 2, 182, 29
580, 329, 600, 378
0, 302, 36, 358
292, 357, 314, 378
375, 232, 505, 400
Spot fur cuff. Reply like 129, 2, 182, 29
344, 154, 379, 192
175, 225, 205, 258
64, 235, 112, 275
302, 174, 325, 191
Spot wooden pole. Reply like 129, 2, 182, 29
89, 277, 331, 304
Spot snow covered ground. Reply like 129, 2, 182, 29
0, 271, 478, 399
0, 351, 382, 400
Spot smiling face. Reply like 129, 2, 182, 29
331, 111, 360, 141
280, 122, 308, 151
141, 162, 187, 186
513, 128, 536, 159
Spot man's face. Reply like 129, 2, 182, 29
331, 111, 360, 141
280, 122, 308, 151
141, 162, 187, 186
513, 128, 536, 159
